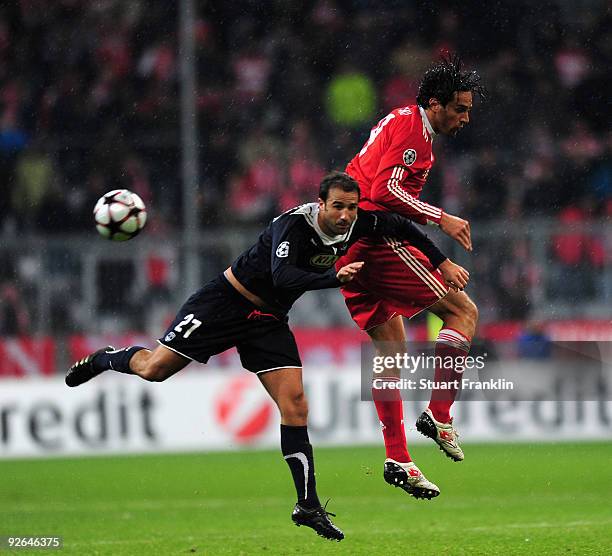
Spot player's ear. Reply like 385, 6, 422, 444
318, 197, 325, 210
429, 98, 441, 112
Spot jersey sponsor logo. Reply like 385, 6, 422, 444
276, 241, 290, 258
310, 253, 340, 268
403, 148, 417, 166
398, 106, 413, 115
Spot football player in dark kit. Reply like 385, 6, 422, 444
66, 171, 469, 541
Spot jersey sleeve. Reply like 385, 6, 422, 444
369, 120, 443, 225
356, 210, 447, 268
270, 217, 341, 291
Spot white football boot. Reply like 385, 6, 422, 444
383, 459, 440, 500
416, 408, 464, 461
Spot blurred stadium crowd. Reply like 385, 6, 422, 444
0, 0, 610, 336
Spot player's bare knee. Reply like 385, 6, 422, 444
466, 299, 479, 329
432, 293, 478, 337
458, 297, 478, 335
281, 392, 308, 423
291, 392, 309, 422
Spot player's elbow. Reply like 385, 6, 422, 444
369, 184, 386, 206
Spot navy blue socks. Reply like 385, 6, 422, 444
93, 346, 147, 374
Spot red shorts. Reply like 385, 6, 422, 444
336, 237, 449, 330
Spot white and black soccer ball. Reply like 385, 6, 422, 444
93, 189, 147, 241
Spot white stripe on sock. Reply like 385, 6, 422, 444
284, 451, 309, 500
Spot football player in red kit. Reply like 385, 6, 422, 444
337, 55, 486, 498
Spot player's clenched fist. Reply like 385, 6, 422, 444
440, 212, 472, 252
336, 262, 364, 283
438, 259, 470, 291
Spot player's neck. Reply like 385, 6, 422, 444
421, 106, 438, 136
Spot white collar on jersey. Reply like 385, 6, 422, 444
419, 106, 436, 138
291, 203, 357, 246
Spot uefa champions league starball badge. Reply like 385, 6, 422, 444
403, 148, 417, 166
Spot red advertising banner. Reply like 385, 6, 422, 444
0, 337, 56, 377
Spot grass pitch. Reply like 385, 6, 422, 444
1, 442, 611, 555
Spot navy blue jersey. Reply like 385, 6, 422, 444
231, 203, 446, 313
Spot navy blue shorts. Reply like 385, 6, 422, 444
158, 275, 302, 373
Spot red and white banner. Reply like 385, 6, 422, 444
0, 338, 55, 377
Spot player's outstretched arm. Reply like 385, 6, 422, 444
363, 210, 447, 268
440, 212, 472, 251
438, 259, 470, 291
336, 262, 364, 283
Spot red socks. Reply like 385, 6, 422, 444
372, 328, 471, 460
428, 328, 471, 424
372, 379, 411, 463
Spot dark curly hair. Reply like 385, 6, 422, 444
319, 171, 360, 201
417, 54, 486, 108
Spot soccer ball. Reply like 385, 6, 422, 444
93, 189, 147, 241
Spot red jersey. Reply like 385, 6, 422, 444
346, 104, 443, 226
